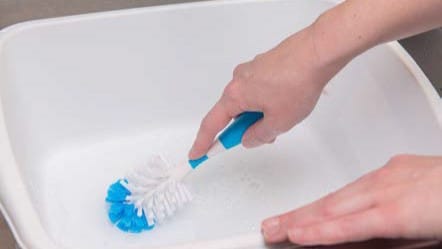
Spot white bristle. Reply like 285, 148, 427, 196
124, 155, 192, 225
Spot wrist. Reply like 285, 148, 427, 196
310, 1, 382, 68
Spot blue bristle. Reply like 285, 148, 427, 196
108, 202, 125, 223
106, 179, 130, 202
129, 208, 151, 233
105, 179, 155, 233
116, 212, 132, 232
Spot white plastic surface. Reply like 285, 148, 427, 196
0, 0, 441, 249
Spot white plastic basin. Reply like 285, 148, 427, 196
0, 0, 441, 248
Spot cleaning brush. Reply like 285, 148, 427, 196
105, 112, 264, 233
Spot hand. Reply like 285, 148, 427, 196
188, 25, 346, 159
188, 0, 442, 160
261, 155, 442, 245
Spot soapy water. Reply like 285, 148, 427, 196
40, 123, 353, 249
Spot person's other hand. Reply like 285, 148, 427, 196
262, 155, 442, 245
188, 25, 346, 159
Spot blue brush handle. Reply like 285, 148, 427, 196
189, 112, 263, 168
218, 111, 264, 149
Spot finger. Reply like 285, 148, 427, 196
287, 208, 394, 245
189, 99, 241, 159
288, 171, 379, 224
262, 194, 377, 244
242, 116, 279, 148
262, 172, 377, 243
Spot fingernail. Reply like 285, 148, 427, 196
262, 217, 280, 237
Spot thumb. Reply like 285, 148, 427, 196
242, 117, 278, 148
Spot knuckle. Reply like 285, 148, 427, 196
233, 63, 246, 78
233, 63, 253, 80
253, 53, 265, 61
222, 83, 246, 113
387, 154, 413, 167
375, 166, 389, 177
371, 167, 391, 183
223, 81, 240, 100
360, 170, 377, 183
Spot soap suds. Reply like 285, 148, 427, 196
40, 124, 349, 249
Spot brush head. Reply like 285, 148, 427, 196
105, 155, 192, 233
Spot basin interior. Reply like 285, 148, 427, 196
0, 1, 441, 248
